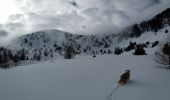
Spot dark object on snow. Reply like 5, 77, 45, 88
118, 70, 130, 85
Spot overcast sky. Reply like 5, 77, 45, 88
0, 0, 170, 40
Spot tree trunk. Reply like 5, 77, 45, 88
169, 56, 170, 69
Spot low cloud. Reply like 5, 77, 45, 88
0, 30, 8, 36
1, 0, 170, 39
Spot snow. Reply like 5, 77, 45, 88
118, 26, 170, 46
0, 55, 170, 100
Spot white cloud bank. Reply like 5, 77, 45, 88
0, 0, 170, 40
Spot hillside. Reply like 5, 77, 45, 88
0, 8, 168, 68
8, 29, 118, 61
6, 27, 169, 66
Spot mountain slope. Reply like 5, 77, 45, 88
8, 29, 118, 60
7, 26, 169, 62
118, 7, 170, 41
0, 7, 168, 67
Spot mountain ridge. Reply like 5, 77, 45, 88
0, 7, 169, 68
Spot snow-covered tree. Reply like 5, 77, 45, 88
64, 46, 75, 59
114, 47, 123, 55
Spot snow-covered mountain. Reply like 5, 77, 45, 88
0, 7, 168, 67
8, 29, 117, 60
8, 26, 169, 58
8, 8, 169, 56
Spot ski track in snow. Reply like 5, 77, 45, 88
107, 84, 122, 100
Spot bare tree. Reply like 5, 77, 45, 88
154, 41, 170, 69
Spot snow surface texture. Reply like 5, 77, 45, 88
0, 55, 170, 100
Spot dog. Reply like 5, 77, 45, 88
118, 70, 130, 85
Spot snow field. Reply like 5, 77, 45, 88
0, 55, 170, 100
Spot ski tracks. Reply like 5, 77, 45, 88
106, 84, 122, 100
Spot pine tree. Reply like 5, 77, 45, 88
165, 29, 168, 33
134, 44, 146, 55
92, 51, 96, 58
125, 41, 136, 51
3, 49, 9, 68
114, 47, 123, 55
20, 49, 26, 60
107, 49, 112, 54
44, 48, 48, 57
64, 46, 75, 59
13, 53, 20, 65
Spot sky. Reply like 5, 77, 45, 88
0, 0, 170, 41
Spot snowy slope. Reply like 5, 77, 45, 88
7, 29, 117, 59
118, 26, 170, 46
7, 26, 169, 60
0, 55, 170, 100
117, 26, 170, 54
8, 29, 68, 49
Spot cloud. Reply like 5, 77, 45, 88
0, 30, 8, 36
8, 14, 24, 22
4, 22, 25, 32
1, 0, 170, 39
